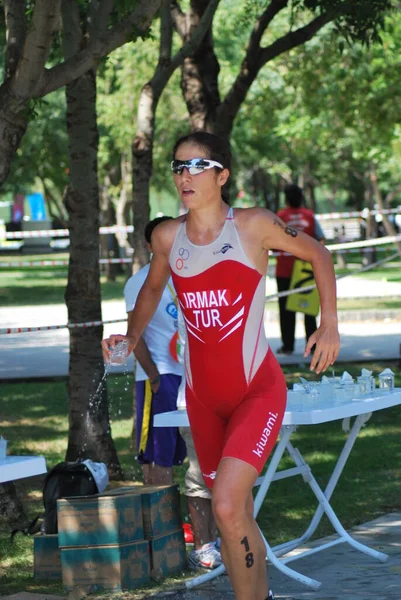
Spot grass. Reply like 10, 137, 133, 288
1, 361, 401, 596
1, 253, 401, 310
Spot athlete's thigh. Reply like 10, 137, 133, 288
186, 386, 226, 489
222, 349, 287, 474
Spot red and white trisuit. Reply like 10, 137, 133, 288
169, 207, 287, 488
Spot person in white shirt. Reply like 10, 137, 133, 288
177, 309, 222, 570
124, 217, 186, 485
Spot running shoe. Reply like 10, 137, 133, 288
188, 542, 223, 570
183, 522, 194, 544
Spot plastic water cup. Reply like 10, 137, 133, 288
379, 374, 394, 393
356, 376, 370, 397
369, 376, 376, 392
342, 382, 357, 402
319, 383, 333, 403
109, 340, 129, 366
333, 383, 348, 403
288, 390, 308, 409
0, 437, 7, 460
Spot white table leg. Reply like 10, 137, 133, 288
284, 413, 368, 550
280, 435, 388, 564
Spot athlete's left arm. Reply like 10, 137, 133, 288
259, 209, 340, 374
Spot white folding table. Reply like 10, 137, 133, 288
0, 455, 47, 483
154, 388, 401, 590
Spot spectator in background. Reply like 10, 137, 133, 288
124, 217, 186, 485
275, 184, 325, 355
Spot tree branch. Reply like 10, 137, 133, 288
4, 0, 26, 79
258, 11, 333, 68
87, 0, 115, 41
13, 0, 61, 97
170, 0, 187, 39
42, 0, 162, 96
61, 0, 82, 60
159, 0, 173, 64
170, 0, 220, 71
148, 0, 220, 100
246, 0, 289, 60
385, 182, 401, 207
219, 10, 334, 136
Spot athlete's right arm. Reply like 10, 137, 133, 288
101, 221, 176, 363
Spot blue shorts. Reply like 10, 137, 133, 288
135, 373, 186, 467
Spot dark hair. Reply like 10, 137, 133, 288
284, 184, 304, 209
144, 216, 173, 244
172, 131, 232, 204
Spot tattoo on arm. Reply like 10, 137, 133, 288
273, 218, 298, 238
285, 226, 298, 238
240, 536, 254, 568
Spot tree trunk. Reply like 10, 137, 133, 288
370, 165, 401, 257
131, 84, 153, 274
63, 68, 122, 479
130, 0, 220, 272
363, 182, 377, 266
115, 154, 134, 271
272, 176, 282, 213
178, 0, 220, 132
100, 174, 118, 282
0, 84, 29, 187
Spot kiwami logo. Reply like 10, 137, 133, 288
252, 412, 279, 458
213, 243, 234, 255
202, 471, 217, 481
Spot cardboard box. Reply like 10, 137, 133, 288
150, 528, 187, 578
98, 484, 183, 539
140, 484, 182, 539
57, 490, 143, 548
34, 534, 61, 579
61, 540, 150, 591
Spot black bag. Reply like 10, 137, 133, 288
11, 461, 99, 540
42, 461, 99, 534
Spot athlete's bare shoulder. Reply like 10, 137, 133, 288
233, 206, 296, 251
233, 206, 276, 238
151, 216, 182, 257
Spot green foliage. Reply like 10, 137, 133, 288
296, 0, 392, 44
4, 89, 68, 201
2, 0, 398, 217
25, 98, 49, 121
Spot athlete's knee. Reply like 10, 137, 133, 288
212, 493, 251, 532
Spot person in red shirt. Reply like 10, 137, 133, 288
275, 184, 325, 355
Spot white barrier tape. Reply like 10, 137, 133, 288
2, 225, 134, 240
326, 233, 401, 252
0, 237, 397, 269
316, 207, 401, 221
0, 317, 127, 335
0, 260, 69, 268
0, 258, 132, 268
265, 250, 400, 302
2, 207, 400, 239
272, 233, 401, 257
2, 250, 399, 335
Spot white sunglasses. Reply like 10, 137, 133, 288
171, 158, 223, 176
